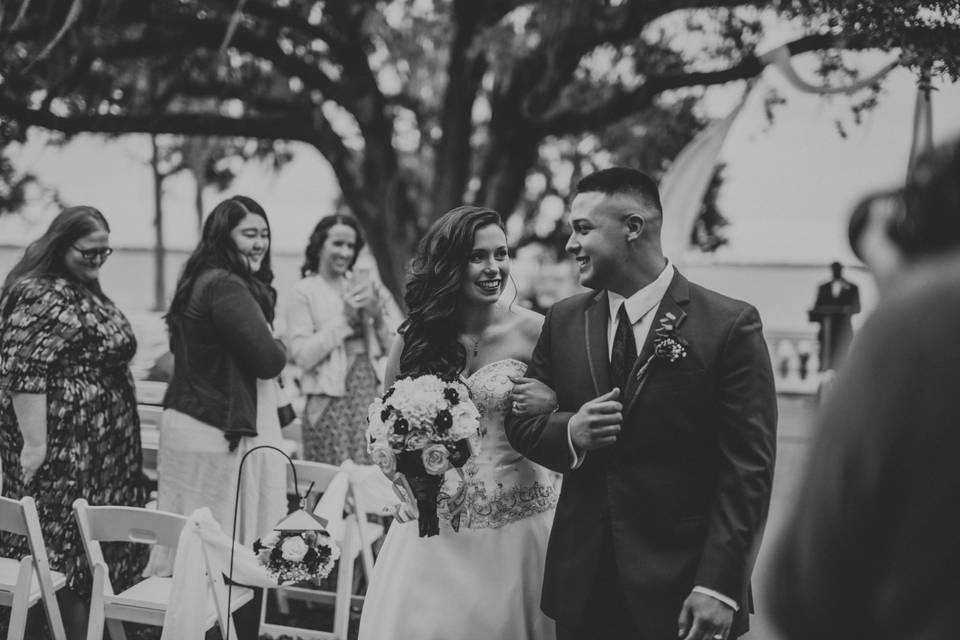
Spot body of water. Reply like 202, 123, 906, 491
0, 244, 876, 377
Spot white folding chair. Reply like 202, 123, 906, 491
72, 498, 253, 640
0, 496, 67, 640
260, 460, 368, 639
290, 460, 383, 584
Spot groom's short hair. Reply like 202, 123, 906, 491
574, 167, 663, 217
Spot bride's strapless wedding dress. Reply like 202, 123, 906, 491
358, 359, 559, 640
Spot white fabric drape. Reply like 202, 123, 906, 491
759, 45, 899, 96
906, 79, 935, 179
160, 507, 274, 640
313, 459, 397, 543
660, 44, 903, 257
659, 95, 748, 259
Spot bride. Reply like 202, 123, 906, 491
358, 206, 560, 640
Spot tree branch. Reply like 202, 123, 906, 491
517, 1, 768, 120
167, 77, 313, 117
162, 17, 350, 106
4, 14, 350, 108
385, 91, 426, 121
38, 51, 96, 112
205, 0, 351, 52
541, 32, 852, 135
0, 95, 318, 142
308, 104, 366, 209
430, 0, 502, 214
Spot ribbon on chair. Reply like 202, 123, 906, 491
161, 508, 274, 640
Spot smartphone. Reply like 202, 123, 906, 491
347, 266, 372, 298
352, 266, 372, 287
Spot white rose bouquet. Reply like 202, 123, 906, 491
366, 374, 482, 537
253, 529, 340, 586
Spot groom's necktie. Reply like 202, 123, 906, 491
610, 303, 637, 391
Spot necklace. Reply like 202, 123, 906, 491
463, 330, 484, 358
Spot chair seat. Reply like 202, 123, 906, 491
105, 576, 254, 626
0, 557, 67, 606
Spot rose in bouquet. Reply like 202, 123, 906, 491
253, 529, 340, 586
366, 374, 482, 537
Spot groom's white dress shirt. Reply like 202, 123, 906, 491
605, 262, 675, 360
566, 260, 738, 611
566, 261, 675, 470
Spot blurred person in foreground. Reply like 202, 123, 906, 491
284, 214, 399, 464
0, 206, 148, 639
769, 137, 960, 640
153, 196, 287, 553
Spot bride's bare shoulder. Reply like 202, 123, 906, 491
501, 303, 544, 339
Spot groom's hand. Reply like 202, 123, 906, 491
677, 591, 733, 640
569, 388, 622, 451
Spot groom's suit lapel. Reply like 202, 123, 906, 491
623, 271, 690, 416
583, 290, 612, 397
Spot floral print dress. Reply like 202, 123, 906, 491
0, 276, 148, 594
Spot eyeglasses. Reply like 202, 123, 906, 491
72, 246, 114, 262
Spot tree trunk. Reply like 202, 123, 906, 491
329, 136, 420, 309
474, 126, 542, 219
350, 171, 420, 310
429, 0, 487, 218
150, 134, 167, 313
194, 171, 205, 233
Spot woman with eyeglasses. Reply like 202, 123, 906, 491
0, 206, 148, 639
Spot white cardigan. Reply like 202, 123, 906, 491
284, 273, 399, 397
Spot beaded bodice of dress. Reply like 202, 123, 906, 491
438, 359, 559, 530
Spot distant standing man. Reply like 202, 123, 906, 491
808, 261, 860, 371
506, 167, 778, 640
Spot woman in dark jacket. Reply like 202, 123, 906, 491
152, 196, 287, 554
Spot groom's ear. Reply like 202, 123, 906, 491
625, 214, 645, 242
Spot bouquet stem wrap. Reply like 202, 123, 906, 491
407, 473, 443, 537
396, 450, 444, 537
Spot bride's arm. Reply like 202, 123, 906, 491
505, 307, 576, 472
509, 309, 557, 414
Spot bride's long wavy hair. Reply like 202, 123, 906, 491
399, 206, 504, 380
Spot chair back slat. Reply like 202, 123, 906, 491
76, 502, 187, 548
332, 514, 358, 640
0, 496, 29, 537
0, 496, 68, 640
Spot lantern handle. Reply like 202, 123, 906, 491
226, 443, 301, 640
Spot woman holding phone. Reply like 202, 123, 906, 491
285, 215, 398, 463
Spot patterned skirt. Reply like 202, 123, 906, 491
301, 355, 378, 465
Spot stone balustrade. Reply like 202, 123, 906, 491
766, 330, 823, 395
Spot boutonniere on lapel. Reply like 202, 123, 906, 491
635, 313, 688, 384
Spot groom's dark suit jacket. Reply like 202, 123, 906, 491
506, 271, 777, 638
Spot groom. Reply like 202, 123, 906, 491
506, 168, 777, 640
